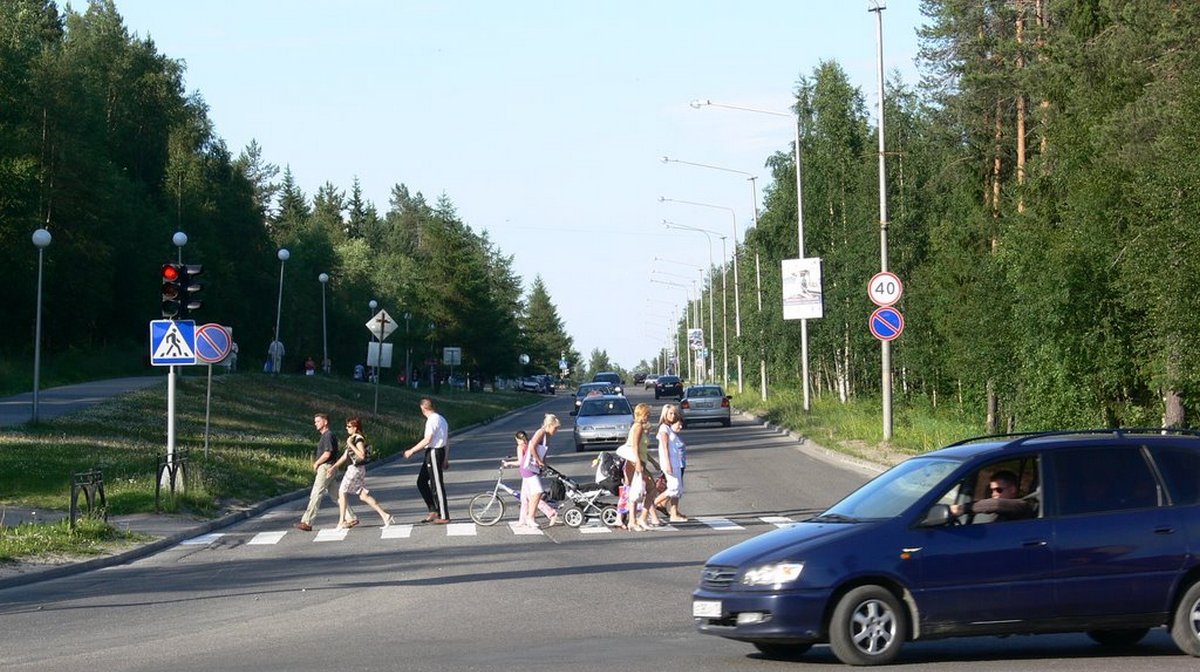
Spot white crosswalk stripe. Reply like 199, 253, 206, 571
445, 522, 476, 536
697, 517, 744, 531
508, 521, 544, 535
180, 533, 224, 546
315, 528, 348, 542
248, 531, 286, 545
381, 524, 413, 539
760, 516, 796, 528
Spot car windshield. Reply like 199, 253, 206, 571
660, 377, 679, 384
579, 399, 632, 416
576, 384, 610, 398
690, 387, 723, 398
819, 457, 961, 520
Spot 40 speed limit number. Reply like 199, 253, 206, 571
868, 271, 903, 307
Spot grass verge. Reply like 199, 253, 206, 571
0, 372, 536, 564
732, 386, 986, 463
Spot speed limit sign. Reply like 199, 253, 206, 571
868, 272, 903, 307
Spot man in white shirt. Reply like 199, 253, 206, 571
404, 398, 450, 523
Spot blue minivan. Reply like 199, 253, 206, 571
692, 429, 1200, 665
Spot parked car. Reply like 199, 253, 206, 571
571, 394, 634, 452
644, 374, 659, 389
679, 385, 731, 427
573, 382, 615, 410
654, 375, 683, 400
591, 371, 625, 395
692, 429, 1200, 665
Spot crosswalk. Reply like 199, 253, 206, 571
178, 515, 800, 547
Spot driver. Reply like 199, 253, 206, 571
949, 470, 1035, 522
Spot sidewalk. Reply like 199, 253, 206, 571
0, 376, 163, 427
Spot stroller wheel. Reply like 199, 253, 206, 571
562, 506, 585, 528
601, 506, 620, 527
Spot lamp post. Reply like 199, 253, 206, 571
690, 98, 807, 408
655, 253, 715, 383
318, 273, 329, 374
652, 267, 704, 381
403, 312, 412, 388
660, 196, 743, 393
870, 0, 893, 440
663, 220, 729, 388
662, 156, 767, 400
650, 278, 694, 382
30, 228, 51, 424
368, 299, 378, 383
272, 248, 289, 374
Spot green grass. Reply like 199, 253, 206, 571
0, 371, 537, 563
731, 386, 986, 461
0, 517, 149, 563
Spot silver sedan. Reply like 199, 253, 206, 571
679, 385, 731, 427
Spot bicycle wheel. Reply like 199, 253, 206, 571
469, 492, 505, 526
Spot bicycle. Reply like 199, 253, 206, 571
468, 458, 523, 525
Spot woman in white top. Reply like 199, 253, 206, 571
655, 404, 688, 522
518, 413, 561, 528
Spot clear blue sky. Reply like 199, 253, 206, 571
114, 0, 926, 372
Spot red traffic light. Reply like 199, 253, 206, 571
162, 264, 180, 282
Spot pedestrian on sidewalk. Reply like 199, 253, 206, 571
327, 417, 395, 529
403, 398, 450, 524
296, 413, 357, 531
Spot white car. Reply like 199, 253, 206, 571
644, 375, 659, 389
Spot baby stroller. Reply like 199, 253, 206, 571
541, 464, 621, 528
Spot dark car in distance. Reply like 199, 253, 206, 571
692, 429, 1200, 665
654, 375, 683, 400
591, 371, 624, 395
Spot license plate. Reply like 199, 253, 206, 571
693, 600, 722, 618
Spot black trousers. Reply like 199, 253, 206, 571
417, 446, 449, 519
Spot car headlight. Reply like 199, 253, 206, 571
740, 562, 804, 587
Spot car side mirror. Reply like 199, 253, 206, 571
920, 504, 952, 527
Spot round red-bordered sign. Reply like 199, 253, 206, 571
195, 323, 232, 364
869, 306, 904, 342
868, 271, 903, 307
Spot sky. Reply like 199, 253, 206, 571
112, 0, 927, 372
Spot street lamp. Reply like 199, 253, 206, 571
272, 248, 289, 374
651, 278, 695, 382
368, 299, 378, 383
318, 273, 329, 374
655, 254, 715, 382
663, 220, 729, 388
651, 266, 703, 378
660, 196, 743, 393
662, 157, 767, 399
403, 312, 412, 388
30, 228, 51, 424
690, 97, 809, 408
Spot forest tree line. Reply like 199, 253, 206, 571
690, 0, 1200, 430
0, 0, 580, 382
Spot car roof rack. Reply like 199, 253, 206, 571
945, 427, 1200, 450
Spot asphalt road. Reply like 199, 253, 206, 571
0, 388, 1193, 671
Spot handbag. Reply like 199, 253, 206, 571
654, 473, 667, 493
615, 443, 637, 462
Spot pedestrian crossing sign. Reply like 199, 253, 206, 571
150, 319, 197, 366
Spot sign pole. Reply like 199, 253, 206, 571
374, 336, 383, 415
204, 364, 213, 458
164, 364, 176, 487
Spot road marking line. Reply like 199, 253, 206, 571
508, 521, 544, 535
697, 517, 744, 531
248, 531, 286, 545
446, 522, 476, 536
382, 524, 413, 539
649, 524, 680, 531
579, 523, 613, 534
180, 533, 224, 546
315, 528, 348, 542
760, 516, 796, 528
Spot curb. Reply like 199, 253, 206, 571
735, 409, 888, 477
0, 401, 539, 592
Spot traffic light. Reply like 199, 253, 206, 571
181, 264, 204, 316
160, 263, 203, 319
161, 263, 183, 318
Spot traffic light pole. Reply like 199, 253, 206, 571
164, 364, 177, 488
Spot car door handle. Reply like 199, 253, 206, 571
1022, 539, 1048, 548
1154, 526, 1176, 535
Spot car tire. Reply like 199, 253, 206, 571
574, 442, 585, 453
654, 393, 660, 400
752, 642, 812, 660
722, 418, 731, 427
1086, 629, 1149, 648
1171, 580, 1200, 656
829, 585, 907, 666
